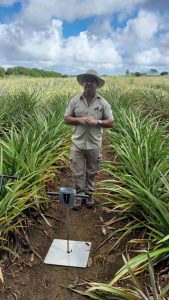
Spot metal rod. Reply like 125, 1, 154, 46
66, 208, 70, 253
46, 189, 89, 255
46, 191, 89, 198
80, 194, 89, 199
47, 191, 60, 196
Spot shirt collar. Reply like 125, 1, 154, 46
80, 92, 101, 100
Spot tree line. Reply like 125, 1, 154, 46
1, 66, 168, 78
126, 69, 169, 77
0, 66, 68, 78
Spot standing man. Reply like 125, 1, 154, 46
64, 69, 114, 210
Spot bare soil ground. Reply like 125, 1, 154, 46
0, 183, 123, 299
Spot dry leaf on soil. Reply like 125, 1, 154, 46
101, 206, 112, 213
73, 275, 80, 285
102, 226, 107, 235
87, 257, 92, 267
99, 216, 104, 223
0, 267, 4, 284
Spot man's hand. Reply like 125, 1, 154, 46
84, 116, 98, 125
78, 117, 89, 125
64, 116, 98, 126
78, 116, 97, 125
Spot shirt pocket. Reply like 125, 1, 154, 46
92, 106, 103, 119
74, 108, 85, 117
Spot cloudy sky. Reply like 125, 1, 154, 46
0, 0, 169, 75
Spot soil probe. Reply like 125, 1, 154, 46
0, 177, 92, 268
45, 187, 91, 268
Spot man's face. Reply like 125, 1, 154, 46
83, 76, 98, 95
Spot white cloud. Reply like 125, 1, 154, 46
109, 10, 159, 67
135, 48, 169, 66
21, 0, 146, 25
125, 10, 158, 40
112, 9, 158, 49
134, 48, 161, 65
159, 32, 169, 50
1, 0, 169, 74
0, 19, 122, 74
134, 48, 169, 67
88, 18, 113, 37
65, 32, 122, 65
19, 20, 63, 61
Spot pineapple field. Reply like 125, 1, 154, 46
0, 75, 169, 299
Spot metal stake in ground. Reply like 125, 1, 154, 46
44, 187, 92, 268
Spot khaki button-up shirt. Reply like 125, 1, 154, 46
64, 93, 114, 150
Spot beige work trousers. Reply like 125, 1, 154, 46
70, 149, 102, 195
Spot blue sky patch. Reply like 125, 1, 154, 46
0, 2, 21, 23
63, 17, 93, 37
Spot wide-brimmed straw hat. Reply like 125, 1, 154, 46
77, 69, 105, 88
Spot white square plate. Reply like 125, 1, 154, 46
44, 239, 91, 268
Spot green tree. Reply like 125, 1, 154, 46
6, 66, 62, 78
160, 71, 168, 76
148, 69, 158, 75
134, 72, 142, 77
0, 67, 5, 77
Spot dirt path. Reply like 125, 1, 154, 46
0, 200, 120, 300
0, 137, 123, 300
